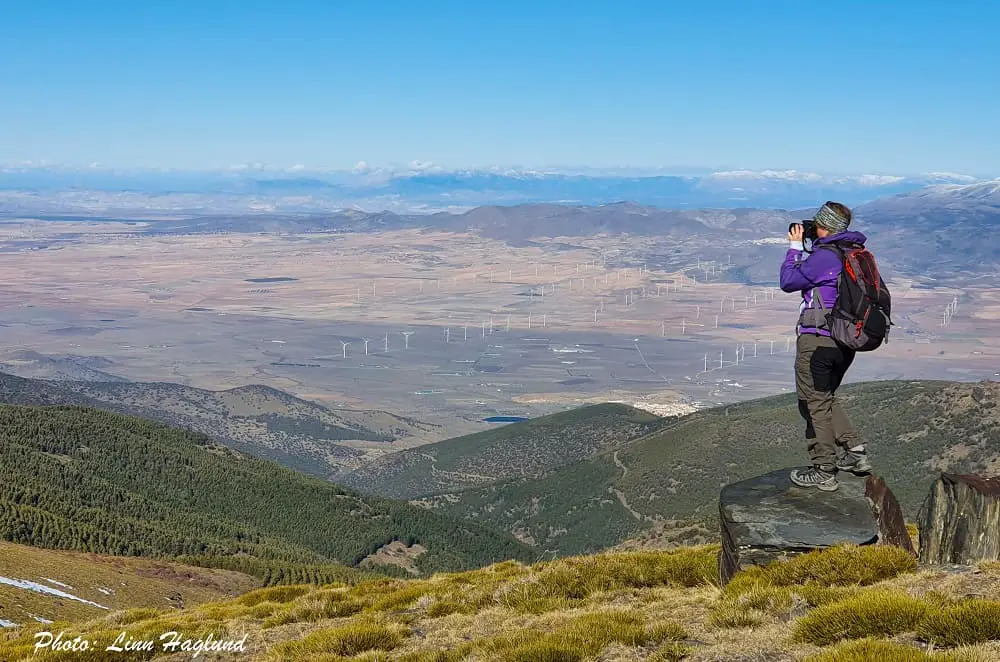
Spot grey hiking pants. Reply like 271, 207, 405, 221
795, 333, 861, 468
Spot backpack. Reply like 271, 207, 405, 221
813, 241, 893, 351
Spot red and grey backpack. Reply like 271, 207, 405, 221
813, 241, 893, 351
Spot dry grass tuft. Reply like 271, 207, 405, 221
709, 601, 767, 629
649, 641, 694, 661
726, 545, 917, 595
426, 600, 474, 618
238, 583, 312, 607
267, 620, 409, 660
916, 599, 1000, 648
473, 609, 678, 661
803, 637, 965, 661
792, 590, 929, 646
490, 546, 719, 615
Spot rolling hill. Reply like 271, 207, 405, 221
0, 404, 535, 581
408, 380, 1000, 555
342, 403, 669, 499
0, 371, 439, 478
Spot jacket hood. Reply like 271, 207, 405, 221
815, 230, 867, 246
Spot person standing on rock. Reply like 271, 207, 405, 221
780, 201, 873, 491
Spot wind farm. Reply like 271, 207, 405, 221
0, 222, 989, 431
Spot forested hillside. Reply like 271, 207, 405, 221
343, 403, 668, 498
417, 380, 1000, 556
0, 372, 439, 478
0, 405, 535, 583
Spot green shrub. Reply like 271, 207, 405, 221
916, 599, 1000, 647
792, 590, 929, 646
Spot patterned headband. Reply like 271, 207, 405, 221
813, 204, 850, 232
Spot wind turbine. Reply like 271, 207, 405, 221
340, 341, 351, 359
401, 331, 414, 350
444, 328, 450, 343
362, 338, 371, 356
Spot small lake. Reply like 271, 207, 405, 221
483, 416, 529, 423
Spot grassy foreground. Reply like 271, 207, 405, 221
2, 544, 1000, 661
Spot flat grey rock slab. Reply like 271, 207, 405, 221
719, 468, 881, 583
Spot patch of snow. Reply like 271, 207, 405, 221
97, 587, 115, 596
30, 614, 53, 624
923, 172, 979, 183
42, 578, 74, 590
0, 576, 109, 610
0, 619, 17, 628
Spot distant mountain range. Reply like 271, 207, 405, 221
0, 165, 991, 214
2, 169, 998, 285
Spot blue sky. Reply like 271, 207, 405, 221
2, 0, 997, 175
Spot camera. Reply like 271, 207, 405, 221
788, 220, 818, 241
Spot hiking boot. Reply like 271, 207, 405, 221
836, 448, 872, 474
789, 465, 839, 491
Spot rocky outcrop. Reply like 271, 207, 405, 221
918, 473, 1000, 565
719, 469, 914, 585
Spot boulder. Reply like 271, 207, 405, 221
918, 473, 1000, 565
718, 468, 914, 585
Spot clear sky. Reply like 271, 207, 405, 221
2, 0, 997, 175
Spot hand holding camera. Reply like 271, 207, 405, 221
787, 220, 817, 251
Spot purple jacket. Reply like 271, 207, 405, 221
779, 230, 868, 336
